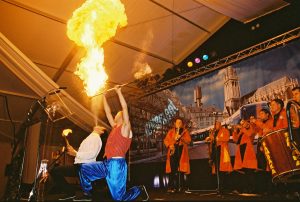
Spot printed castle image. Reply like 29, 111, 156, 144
129, 65, 299, 163
189, 66, 299, 132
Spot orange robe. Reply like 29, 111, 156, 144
254, 118, 274, 137
233, 125, 257, 170
209, 127, 233, 173
273, 108, 288, 130
164, 128, 191, 174
290, 105, 300, 128
290, 105, 300, 145
253, 120, 273, 172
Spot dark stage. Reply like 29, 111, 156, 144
21, 158, 300, 201
41, 187, 299, 201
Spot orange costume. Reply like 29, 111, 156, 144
209, 127, 233, 173
272, 108, 288, 130
254, 118, 274, 137
290, 106, 300, 128
164, 128, 191, 174
253, 119, 273, 171
233, 124, 257, 170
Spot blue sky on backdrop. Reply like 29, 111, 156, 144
171, 40, 300, 110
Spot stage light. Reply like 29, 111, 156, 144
251, 23, 260, 31
187, 61, 193, 67
194, 58, 201, 64
210, 51, 217, 58
202, 54, 209, 61
153, 175, 160, 188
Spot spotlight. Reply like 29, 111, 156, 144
194, 58, 201, 64
251, 23, 260, 31
210, 51, 217, 58
202, 54, 209, 61
153, 175, 160, 188
187, 61, 193, 67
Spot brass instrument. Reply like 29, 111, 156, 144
286, 100, 300, 159
206, 128, 216, 166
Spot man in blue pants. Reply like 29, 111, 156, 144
74, 86, 149, 201
47, 126, 105, 201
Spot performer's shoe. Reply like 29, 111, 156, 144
184, 189, 192, 194
231, 190, 240, 195
73, 193, 92, 201
167, 188, 176, 193
58, 194, 76, 201
285, 192, 300, 200
139, 185, 149, 201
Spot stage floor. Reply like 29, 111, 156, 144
41, 188, 298, 201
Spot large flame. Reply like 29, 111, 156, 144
67, 0, 127, 96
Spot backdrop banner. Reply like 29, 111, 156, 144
130, 39, 300, 163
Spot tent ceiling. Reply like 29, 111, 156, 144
195, 0, 289, 23
0, 0, 289, 139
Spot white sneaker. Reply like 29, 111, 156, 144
58, 194, 76, 200
184, 189, 192, 194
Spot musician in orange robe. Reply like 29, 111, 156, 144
291, 86, 300, 129
205, 121, 232, 193
233, 119, 258, 193
233, 120, 257, 170
251, 109, 273, 171
250, 109, 274, 194
251, 109, 273, 137
164, 118, 191, 193
269, 98, 288, 130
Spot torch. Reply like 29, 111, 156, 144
62, 129, 72, 147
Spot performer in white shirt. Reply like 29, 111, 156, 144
48, 126, 106, 201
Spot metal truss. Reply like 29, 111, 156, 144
129, 91, 174, 135
141, 27, 300, 97
127, 27, 300, 138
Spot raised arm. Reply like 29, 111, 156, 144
115, 86, 131, 137
103, 93, 116, 127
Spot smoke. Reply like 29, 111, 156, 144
133, 29, 153, 80
91, 96, 102, 126
134, 63, 152, 79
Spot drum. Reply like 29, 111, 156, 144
261, 128, 300, 183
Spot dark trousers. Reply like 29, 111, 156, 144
169, 145, 187, 190
49, 164, 79, 195
214, 146, 228, 192
240, 168, 256, 193
257, 139, 267, 170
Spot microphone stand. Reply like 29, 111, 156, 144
28, 147, 67, 201
214, 139, 221, 195
28, 98, 48, 201
43, 131, 71, 181
27, 89, 68, 201
176, 144, 181, 192
47, 148, 67, 172
174, 128, 184, 192
188, 130, 222, 197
